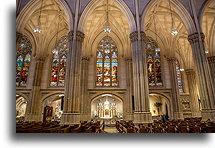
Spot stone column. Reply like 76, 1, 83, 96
125, 57, 133, 121
167, 57, 184, 120
185, 69, 201, 117
188, 32, 215, 121
129, 31, 152, 124
61, 31, 85, 124
208, 56, 215, 90
25, 56, 44, 121
80, 56, 90, 121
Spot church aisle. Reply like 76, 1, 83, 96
104, 124, 119, 133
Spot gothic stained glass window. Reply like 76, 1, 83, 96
96, 36, 118, 87
146, 37, 162, 87
50, 36, 68, 87
16, 35, 32, 87
176, 60, 184, 93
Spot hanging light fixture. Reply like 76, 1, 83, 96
153, 10, 160, 52
169, 0, 178, 36
33, 0, 43, 33
104, 0, 111, 33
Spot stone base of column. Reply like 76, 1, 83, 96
192, 112, 202, 118
173, 112, 184, 120
124, 113, 134, 121
133, 112, 152, 124
25, 113, 41, 122
60, 113, 81, 125
201, 109, 215, 121
80, 113, 91, 121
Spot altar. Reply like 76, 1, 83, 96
91, 94, 123, 122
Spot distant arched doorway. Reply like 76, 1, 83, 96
16, 94, 27, 121
42, 94, 64, 122
149, 93, 170, 119
91, 94, 123, 119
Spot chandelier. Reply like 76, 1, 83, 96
169, 0, 178, 36
104, 0, 111, 33
33, 0, 43, 33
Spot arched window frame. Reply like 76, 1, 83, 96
175, 60, 184, 93
146, 37, 163, 87
96, 36, 119, 87
16, 35, 32, 87
50, 36, 68, 87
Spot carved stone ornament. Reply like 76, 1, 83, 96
76, 31, 85, 42
68, 31, 85, 42
68, 31, 74, 42
129, 31, 146, 42
130, 31, 138, 42
81, 56, 89, 61
207, 56, 215, 64
185, 69, 195, 75
188, 32, 205, 44
167, 57, 177, 63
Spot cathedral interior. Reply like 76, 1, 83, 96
16, 0, 215, 133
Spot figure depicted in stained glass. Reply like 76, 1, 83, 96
16, 35, 32, 87
146, 37, 162, 86
50, 36, 68, 87
96, 36, 118, 87
176, 60, 184, 93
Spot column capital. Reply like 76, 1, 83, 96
68, 31, 74, 41
140, 31, 147, 41
167, 57, 177, 63
185, 69, 195, 75
76, 31, 85, 42
125, 57, 132, 62
34, 56, 45, 62
207, 56, 215, 64
188, 32, 205, 44
68, 31, 85, 42
81, 56, 89, 61
130, 31, 138, 42
129, 31, 146, 42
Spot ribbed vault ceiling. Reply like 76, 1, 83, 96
145, 0, 193, 69
24, 0, 69, 56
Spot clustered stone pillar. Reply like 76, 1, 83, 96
188, 32, 215, 121
185, 69, 201, 117
125, 57, 133, 121
26, 56, 44, 121
129, 31, 152, 124
61, 31, 85, 124
80, 56, 90, 121
208, 56, 215, 90
167, 57, 184, 120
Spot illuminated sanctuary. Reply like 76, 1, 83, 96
16, 0, 215, 126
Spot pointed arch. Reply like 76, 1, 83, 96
141, 0, 196, 34
78, 0, 136, 33
16, 0, 73, 32
96, 36, 119, 87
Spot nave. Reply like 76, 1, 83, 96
16, 117, 215, 133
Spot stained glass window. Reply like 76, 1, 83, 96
50, 36, 68, 87
176, 60, 183, 93
16, 35, 32, 87
146, 37, 162, 86
96, 36, 118, 87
